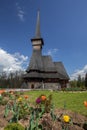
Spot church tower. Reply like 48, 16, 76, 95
31, 11, 44, 51
26, 11, 44, 73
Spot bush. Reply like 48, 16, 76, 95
4, 123, 24, 130
65, 87, 83, 91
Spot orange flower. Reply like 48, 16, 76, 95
0, 90, 5, 94
24, 95, 29, 99
84, 101, 87, 108
41, 95, 46, 101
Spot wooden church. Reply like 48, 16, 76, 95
23, 11, 69, 90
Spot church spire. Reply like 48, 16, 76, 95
35, 10, 41, 38
31, 11, 44, 50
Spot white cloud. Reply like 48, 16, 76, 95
0, 48, 28, 74
70, 65, 87, 80
44, 48, 58, 57
16, 3, 25, 21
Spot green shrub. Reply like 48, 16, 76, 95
65, 87, 83, 91
4, 123, 24, 130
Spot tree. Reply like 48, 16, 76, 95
0, 71, 23, 88
77, 75, 82, 87
85, 73, 87, 89
70, 80, 77, 88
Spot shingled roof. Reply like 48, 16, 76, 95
54, 62, 69, 79
26, 50, 43, 72
25, 50, 69, 80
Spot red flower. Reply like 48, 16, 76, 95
24, 95, 29, 99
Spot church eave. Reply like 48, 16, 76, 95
31, 38, 44, 45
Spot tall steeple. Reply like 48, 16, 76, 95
31, 11, 44, 50
35, 10, 41, 38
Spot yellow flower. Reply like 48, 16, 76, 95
17, 97, 22, 102
63, 115, 70, 123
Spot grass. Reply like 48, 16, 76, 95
25, 90, 87, 116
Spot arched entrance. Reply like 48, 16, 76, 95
31, 84, 34, 89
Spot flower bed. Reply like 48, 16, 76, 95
0, 89, 87, 130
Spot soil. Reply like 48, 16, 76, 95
0, 105, 87, 130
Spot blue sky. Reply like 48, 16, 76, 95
0, 0, 87, 80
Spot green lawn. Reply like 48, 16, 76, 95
25, 90, 87, 116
